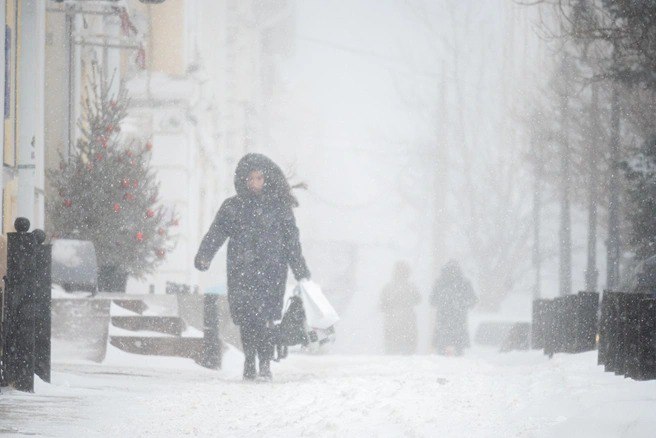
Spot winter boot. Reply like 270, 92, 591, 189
243, 352, 257, 381
258, 359, 272, 381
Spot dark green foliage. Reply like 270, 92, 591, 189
563, 0, 656, 88
47, 65, 176, 279
623, 136, 656, 259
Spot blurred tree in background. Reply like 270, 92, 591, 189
623, 137, 656, 260
47, 63, 176, 290
528, 0, 656, 290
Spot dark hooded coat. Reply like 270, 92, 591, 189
194, 154, 310, 325
431, 262, 477, 353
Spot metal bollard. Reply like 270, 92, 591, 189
575, 291, 599, 353
531, 299, 550, 349
33, 229, 51, 383
200, 294, 221, 369
548, 296, 570, 355
623, 293, 651, 379
2, 218, 37, 392
561, 294, 579, 353
0, 272, 4, 387
613, 293, 632, 376
543, 299, 556, 358
603, 292, 622, 373
598, 291, 612, 366
606, 292, 622, 374
633, 297, 656, 381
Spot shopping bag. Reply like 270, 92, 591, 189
294, 280, 339, 330
278, 295, 309, 347
271, 295, 308, 361
272, 281, 338, 360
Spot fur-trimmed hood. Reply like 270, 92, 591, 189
234, 153, 297, 207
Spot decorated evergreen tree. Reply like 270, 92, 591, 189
47, 64, 176, 291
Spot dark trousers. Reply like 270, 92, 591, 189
239, 315, 274, 366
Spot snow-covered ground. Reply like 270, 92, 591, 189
1, 348, 655, 437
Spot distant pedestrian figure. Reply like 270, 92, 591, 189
431, 260, 477, 356
195, 153, 311, 381
380, 261, 421, 355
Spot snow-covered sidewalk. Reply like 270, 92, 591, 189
1, 349, 655, 437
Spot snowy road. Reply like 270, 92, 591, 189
1, 349, 655, 437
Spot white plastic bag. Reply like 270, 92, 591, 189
294, 280, 339, 330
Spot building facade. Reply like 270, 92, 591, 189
0, 0, 47, 278
0, 0, 295, 292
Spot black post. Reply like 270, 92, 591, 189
2, 218, 37, 392
543, 300, 556, 358
614, 293, 631, 376
33, 229, 51, 383
531, 299, 550, 349
598, 291, 612, 366
0, 269, 5, 387
548, 296, 569, 355
575, 291, 599, 353
623, 293, 650, 379
200, 294, 221, 369
603, 292, 622, 373
634, 297, 656, 381
562, 294, 579, 353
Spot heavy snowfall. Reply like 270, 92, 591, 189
1, 0, 656, 437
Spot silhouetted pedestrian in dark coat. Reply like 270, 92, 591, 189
431, 260, 477, 356
195, 153, 310, 380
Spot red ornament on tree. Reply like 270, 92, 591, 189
132, 180, 139, 189
63, 199, 73, 208
146, 209, 155, 218
170, 218, 180, 226
105, 124, 114, 134
101, 137, 108, 149
123, 193, 135, 202
157, 227, 166, 236
136, 232, 144, 242
86, 162, 94, 171
96, 153, 103, 161
126, 151, 133, 158
113, 203, 121, 213
121, 178, 130, 188
145, 141, 153, 152
155, 248, 166, 259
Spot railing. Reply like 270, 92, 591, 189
532, 291, 599, 357
533, 290, 656, 381
598, 292, 656, 381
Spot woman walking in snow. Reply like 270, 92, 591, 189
379, 261, 421, 354
195, 153, 311, 381
431, 260, 477, 356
